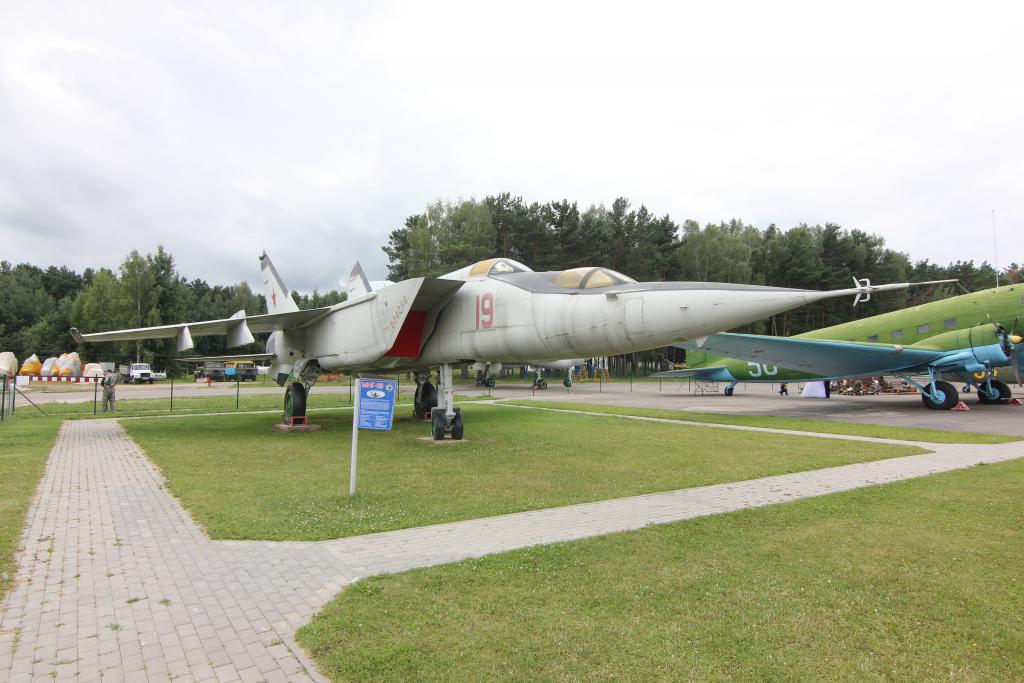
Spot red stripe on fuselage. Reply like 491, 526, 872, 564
384, 310, 426, 357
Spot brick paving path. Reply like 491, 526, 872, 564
1, 419, 1021, 681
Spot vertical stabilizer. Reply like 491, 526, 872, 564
258, 252, 300, 314
347, 262, 372, 299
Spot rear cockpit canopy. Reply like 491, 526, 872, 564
552, 267, 636, 289
443, 258, 533, 281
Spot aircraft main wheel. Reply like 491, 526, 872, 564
563, 377, 572, 387
921, 381, 958, 410
451, 409, 464, 440
414, 381, 437, 420
536, 378, 548, 390
979, 379, 1012, 404
724, 386, 734, 396
284, 382, 307, 423
430, 408, 446, 440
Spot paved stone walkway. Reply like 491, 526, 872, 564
1, 419, 1021, 681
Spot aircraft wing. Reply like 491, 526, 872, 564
674, 334, 946, 377
70, 307, 332, 350
650, 366, 737, 382
176, 353, 277, 363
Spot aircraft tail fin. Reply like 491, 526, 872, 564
259, 252, 300, 314
347, 262, 372, 299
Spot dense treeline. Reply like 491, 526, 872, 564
0, 246, 344, 369
2, 196, 1019, 370
385, 195, 1019, 335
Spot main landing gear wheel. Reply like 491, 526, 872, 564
430, 407, 463, 440
563, 377, 572, 388
414, 381, 437, 420
534, 378, 548, 390
724, 386, 735, 396
283, 382, 307, 423
921, 380, 958, 410
978, 379, 1012, 405
430, 409, 446, 440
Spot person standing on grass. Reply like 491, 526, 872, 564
101, 369, 117, 413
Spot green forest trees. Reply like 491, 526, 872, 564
383, 195, 1003, 336
0, 246, 345, 369
1, 197, 1008, 369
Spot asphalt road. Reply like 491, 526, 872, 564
16, 375, 1023, 437
478, 379, 1024, 437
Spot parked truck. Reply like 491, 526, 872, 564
195, 361, 226, 381
118, 362, 154, 384
224, 361, 258, 381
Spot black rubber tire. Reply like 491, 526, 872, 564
414, 381, 437, 420
284, 382, 307, 422
149, 379, 154, 385
993, 378, 1012, 402
431, 408, 446, 440
978, 380, 1002, 404
486, 377, 496, 388
536, 378, 548, 390
921, 381, 958, 410
980, 379, 1012, 404
563, 377, 572, 388
451, 410, 464, 440
724, 386, 735, 396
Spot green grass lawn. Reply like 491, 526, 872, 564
503, 400, 1020, 444
0, 419, 61, 598
27, 390, 354, 418
298, 458, 1024, 682
122, 406, 924, 541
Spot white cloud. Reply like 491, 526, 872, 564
1, 0, 1021, 293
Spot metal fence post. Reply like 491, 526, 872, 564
93, 379, 98, 416
170, 374, 174, 413
236, 372, 240, 410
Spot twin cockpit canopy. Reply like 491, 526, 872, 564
467, 258, 531, 277
446, 258, 637, 291
551, 267, 636, 289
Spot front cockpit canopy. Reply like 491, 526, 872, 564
552, 267, 636, 289
445, 258, 533, 281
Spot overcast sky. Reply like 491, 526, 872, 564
1, 1, 1021, 293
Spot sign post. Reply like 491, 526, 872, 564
349, 376, 398, 496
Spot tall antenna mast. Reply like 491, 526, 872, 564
992, 209, 999, 287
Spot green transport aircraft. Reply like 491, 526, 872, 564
655, 283, 1024, 410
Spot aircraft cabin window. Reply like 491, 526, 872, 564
553, 267, 637, 289
490, 260, 523, 274
553, 267, 590, 288
468, 258, 529, 277
944, 318, 956, 328
584, 270, 619, 288
469, 259, 499, 276
891, 329, 904, 339
917, 324, 930, 334
867, 335, 879, 343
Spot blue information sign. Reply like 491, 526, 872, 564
357, 378, 397, 431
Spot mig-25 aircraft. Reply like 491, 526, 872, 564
71, 254, 939, 439
655, 283, 1023, 409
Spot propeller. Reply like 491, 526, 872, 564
1011, 316, 1022, 386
